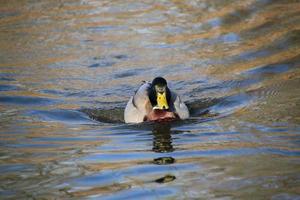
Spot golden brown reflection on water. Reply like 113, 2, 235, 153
0, 0, 300, 199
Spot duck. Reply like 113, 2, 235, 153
124, 77, 190, 123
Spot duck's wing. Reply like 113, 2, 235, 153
124, 82, 151, 123
171, 91, 190, 119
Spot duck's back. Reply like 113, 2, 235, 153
124, 82, 151, 123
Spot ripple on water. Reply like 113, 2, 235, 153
1, 0, 300, 199
225, 32, 299, 65
209, 93, 253, 116
0, 163, 34, 174
87, 26, 125, 33
86, 186, 177, 200
28, 109, 96, 124
62, 162, 197, 198
0, 74, 16, 81
0, 96, 59, 106
113, 68, 150, 79
242, 54, 300, 77
0, 84, 19, 91
88, 54, 129, 68
272, 193, 300, 200
88, 62, 116, 68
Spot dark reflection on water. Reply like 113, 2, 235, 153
1, 0, 300, 199
152, 123, 174, 153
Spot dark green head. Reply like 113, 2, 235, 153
149, 77, 171, 110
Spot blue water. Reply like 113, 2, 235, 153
1, 0, 300, 199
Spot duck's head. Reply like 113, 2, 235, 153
148, 77, 171, 111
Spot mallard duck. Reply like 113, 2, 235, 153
124, 77, 189, 123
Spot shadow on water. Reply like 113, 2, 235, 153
82, 107, 125, 123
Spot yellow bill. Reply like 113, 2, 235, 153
153, 92, 169, 110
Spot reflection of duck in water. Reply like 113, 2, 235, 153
152, 123, 174, 153
152, 123, 176, 183
124, 77, 189, 123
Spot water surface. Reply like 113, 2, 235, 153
1, 0, 300, 199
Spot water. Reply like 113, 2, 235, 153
1, 0, 300, 199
